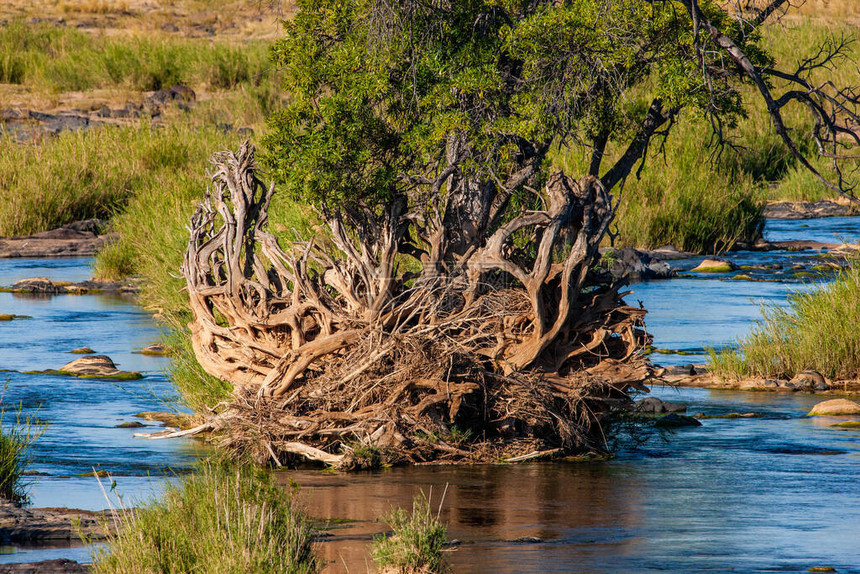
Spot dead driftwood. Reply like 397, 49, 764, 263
180, 143, 654, 467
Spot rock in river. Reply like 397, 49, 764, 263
69, 347, 96, 354
140, 343, 169, 356
691, 258, 736, 273
789, 370, 829, 392
808, 399, 860, 416
598, 247, 674, 282
55, 355, 142, 380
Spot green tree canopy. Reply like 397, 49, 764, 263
264, 0, 774, 217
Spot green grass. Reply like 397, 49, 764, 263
371, 493, 448, 574
0, 401, 45, 505
92, 463, 319, 574
0, 123, 248, 237
0, 20, 271, 93
552, 115, 766, 253
710, 264, 860, 381
161, 319, 233, 413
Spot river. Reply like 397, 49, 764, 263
0, 217, 858, 572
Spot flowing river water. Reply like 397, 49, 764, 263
0, 217, 859, 572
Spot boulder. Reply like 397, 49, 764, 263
57, 355, 141, 380
0, 501, 109, 545
633, 397, 687, 414
146, 85, 197, 110
140, 343, 169, 356
808, 399, 860, 416
790, 370, 829, 392
691, 258, 736, 273
598, 247, 674, 282
662, 364, 696, 376
69, 347, 96, 354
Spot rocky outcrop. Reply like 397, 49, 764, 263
0, 502, 109, 545
0, 559, 90, 573
0, 221, 113, 258
5, 278, 136, 295
55, 355, 141, 380
597, 247, 674, 282
808, 399, 860, 416
764, 199, 860, 219
659, 372, 858, 394
789, 371, 829, 392
633, 397, 687, 414
26, 356, 142, 380
139, 344, 168, 356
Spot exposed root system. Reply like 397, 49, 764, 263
181, 144, 655, 467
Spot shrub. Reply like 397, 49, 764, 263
372, 493, 448, 574
92, 464, 319, 574
710, 264, 860, 380
0, 400, 45, 505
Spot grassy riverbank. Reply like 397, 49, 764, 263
710, 263, 860, 381
93, 464, 320, 573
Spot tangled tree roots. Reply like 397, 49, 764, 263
182, 143, 655, 467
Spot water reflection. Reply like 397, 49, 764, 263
286, 386, 860, 573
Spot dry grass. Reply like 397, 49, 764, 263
0, 0, 290, 40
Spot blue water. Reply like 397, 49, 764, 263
765, 215, 860, 244
0, 258, 204, 565
626, 216, 860, 366
0, 215, 858, 571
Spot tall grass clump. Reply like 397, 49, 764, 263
611, 125, 766, 253
0, 21, 271, 93
163, 320, 233, 413
0, 124, 247, 237
372, 493, 448, 574
0, 402, 45, 505
710, 264, 860, 381
93, 464, 319, 574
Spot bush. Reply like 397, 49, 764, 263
710, 264, 860, 381
92, 464, 319, 574
0, 400, 45, 505
372, 493, 448, 574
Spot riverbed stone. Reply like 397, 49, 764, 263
0, 501, 109, 545
790, 370, 829, 392
634, 397, 686, 414
0, 558, 91, 573
597, 247, 674, 282
69, 347, 96, 354
9, 278, 67, 294
691, 258, 736, 273
140, 343, 168, 356
808, 399, 860, 416
57, 355, 142, 380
